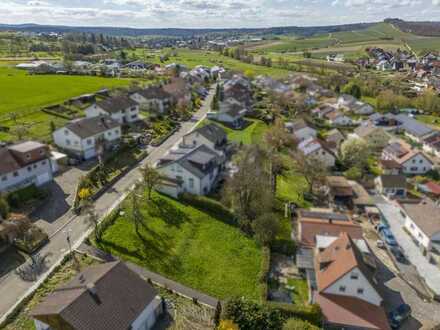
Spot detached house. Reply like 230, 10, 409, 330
285, 119, 317, 142
156, 144, 222, 196
31, 261, 162, 330
181, 123, 227, 156
314, 233, 390, 330
382, 141, 433, 174
375, 175, 407, 198
298, 137, 336, 167
352, 123, 391, 149
130, 87, 173, 114
0, 141, 53, 193
324, 110, 353, 127
395, 114, 435, 143
53, 116, 121, 160
85, 95, 140, 124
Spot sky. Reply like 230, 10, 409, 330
1, 0, 440, 29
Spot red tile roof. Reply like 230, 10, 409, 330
315, 293, 390, 330
299, 211, 363, 248
425, 181, 440, 196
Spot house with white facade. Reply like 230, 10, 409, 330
31, 261, 162, 330
181, 123, 227, 157
298, 137, 336, 167
156, 144, 222, 196
130, 86, 173, 115
352, 123, 391, 150
285, 119, 317, 142
53, 116, 121, 160
399, 199, 440, 254
0, 141, 53, 193
314, 233, 390, 330
423, 132, 440, 158
85, 95, 140, 124
395, 114, 435, 143
382, 141, 433, 174
375, 175, 407, 198
324, 110, 353, 126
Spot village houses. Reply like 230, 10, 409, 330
85, 95, 140, 124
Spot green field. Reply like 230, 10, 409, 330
96, 192, 263, 300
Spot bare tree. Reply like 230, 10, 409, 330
87, 208, 101, 242
292, 151, 328, 195
130, 185, 144, 236
139, 164, 162, 200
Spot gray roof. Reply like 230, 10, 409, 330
291, 119, 309, 131
158, 145, 219, 179
8, 141, 46, 153
395, 114, 434, 137
189, 123, 227, 145
400, 199, 440, 237
31, 261, 158, 330
96, 95, 138, 114
65, 116, 120, 139
379, 175, 406, 188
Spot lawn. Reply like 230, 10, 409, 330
277, 170, 310, 209
0, 66, 131, 117
96, 192, 263, 300
0, 254, 98, 330
287, 278, 309, 306
416, 114, 440, 129
201, 118, 269, 145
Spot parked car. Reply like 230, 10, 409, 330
390, 246, 407, 264
376, 223, 388, 233
389, 304, 411, 329
380, 228, 397, 246
376, 240, 385, 249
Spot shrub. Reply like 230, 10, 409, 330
282, 318, 320, 330
218, 320, 239, 330
259, 246, 271, 302
180, 193, 235, 225
7, 185, 46, 208
264, 302, 322, 326
344, 166, 362, 180
222, 298, 285, 330
0, 197, 10, 219
271, 239, 296, 256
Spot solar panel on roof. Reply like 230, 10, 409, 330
300, 210, 349, 221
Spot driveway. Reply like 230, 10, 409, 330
30, 161, 95, 236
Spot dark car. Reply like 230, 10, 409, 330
390, 247, 407, 264
389, 304, 411, 329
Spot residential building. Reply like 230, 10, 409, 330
85, 95, 140, 124
130, 86, 173, 114
0, 141, 53, 193
399, 199, 440, 253
156, 144, 222, 196
31, 261, 162, 330
395, 114, 435, 143
285, 119, 317, 142
379, 159, 402, 175
325, 129, 344, 152
314, 233, 390, 330
326, 176, 354, 206
324, 110, 353, 126
208, 100, 246, 128
181, 123, 227, 156
163, 77, 192, 106
53, 116, 121, 160
375, 175, 407, 198
423, 132, 440, 158
382, 141, 433, 174
351, 123, 391, 149
298, 137, 336, 167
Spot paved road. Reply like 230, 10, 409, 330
0, 85, 215, 321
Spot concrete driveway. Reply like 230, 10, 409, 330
30, 161, 95, 236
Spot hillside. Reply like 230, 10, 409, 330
385, 18, 440, 37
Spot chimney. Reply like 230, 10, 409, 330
86, 283, 101, 304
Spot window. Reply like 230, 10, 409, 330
131, 114, 137, 119
64, 130, 69, 135
42, 161, 46, 165
39, 150, 44, 155
189, 178, 194, 189
87, 139, 92, 145
1, 176, 7, 181
410, 167, 418, 171
420, 159, 423, 163
107, 132, 112, 137
33, 164, 37, 169
13, 172, 19, 177
66, 139, 71, 146
339, 286, 346, 292
357, 288, 364, 295
26, 154, 31, 159
412, 159, 416, 163
27, 166, 32, 172
350, 272, 359, 280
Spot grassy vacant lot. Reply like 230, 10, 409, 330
0, 66, 131, 117
97, 193, 263, 300
1, 254, 98, 330
416, 115, 440, 129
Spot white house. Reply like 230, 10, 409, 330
156, 144, 222, 196
314, 233, 390, 330
0, 141, 53, 193
285, 119, 317, 142
399, 199, 440, 253
85, 95, 140, 124
423, 133, 440, 158
31, 261, 162, 330
337, 94, 357, 109
181, 123, 227, 157
324, 110, 353, 126
298, 137, 336, 167
53, 116, 121, 160
130, 87, 173, 114
374, 175, 407, 198
382, 142, 433, 174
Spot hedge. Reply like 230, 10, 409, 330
259, 246, 271, 303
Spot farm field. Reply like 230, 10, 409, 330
96, 192, 263, 300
